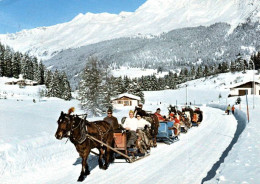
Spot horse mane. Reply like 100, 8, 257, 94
68, 107, 75, 115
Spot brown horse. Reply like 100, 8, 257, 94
55, 108, 114, 182
134, 106, 159, 147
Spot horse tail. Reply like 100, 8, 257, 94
68, 107, 75, 115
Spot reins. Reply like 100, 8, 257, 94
67, 114, 112, 145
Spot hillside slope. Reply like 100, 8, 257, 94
0, 0, 259, 60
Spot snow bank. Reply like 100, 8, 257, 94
205, 96, 260, 183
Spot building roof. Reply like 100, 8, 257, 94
111, 93, 141, 101
229, 80, 260, 89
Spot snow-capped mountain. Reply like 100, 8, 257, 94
0, 0, 260, 60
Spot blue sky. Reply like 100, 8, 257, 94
0, 0, 146, 34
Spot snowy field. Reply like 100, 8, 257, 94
111, 67, 170, 79
0, 70, 260, 184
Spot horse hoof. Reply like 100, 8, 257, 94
77, 175, 85, 182
85, 170, 90, 176
101, 165, 108, 170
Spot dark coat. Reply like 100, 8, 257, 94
103, 116, 120, 131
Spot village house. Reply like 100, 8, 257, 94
229, 80, 260, 97
111, 93, 141, 108
5, 75, 38, 87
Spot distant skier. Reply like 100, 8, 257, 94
231, 105, 235, 115
226, 104, 231, 115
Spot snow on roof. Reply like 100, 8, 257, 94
228, 80, 260, 89
111, 93, 141, 101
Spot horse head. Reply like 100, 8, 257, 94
168, 105, 177, 114
55, 109, 74, 140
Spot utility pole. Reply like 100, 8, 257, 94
253, 61, 255, 109
185, 84, 188, 106
246, 91, 250, 123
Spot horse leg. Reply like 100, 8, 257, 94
102, 135, 114, 170
153, 129, 158, 147
153, 136, 157, 147
102, 147, 111, 170
98, 148, 104, 169
78, 149, 91, 182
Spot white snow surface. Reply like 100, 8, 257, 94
0, 0, 260, 60
1, 70, 260, 183
111, 67, 169, 79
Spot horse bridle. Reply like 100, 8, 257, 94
69, 115, 88, 144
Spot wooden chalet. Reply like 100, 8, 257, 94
229, 81, 260, 97
111, 93, 141, 108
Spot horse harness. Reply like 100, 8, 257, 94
70, 116, 87, 144
69, 115, 112, 145
90, 122, 112, 144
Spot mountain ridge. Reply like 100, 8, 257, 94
0, 0, 260, 60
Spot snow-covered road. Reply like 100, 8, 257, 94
0, 101, 237, 184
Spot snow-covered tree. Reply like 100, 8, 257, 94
60, 72, 72, 100
78, 57, 108, 116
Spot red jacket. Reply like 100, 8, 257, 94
154, 112, 166, 121
174, 117, 180, 124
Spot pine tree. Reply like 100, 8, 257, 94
196, 66, 203, 78
190, 66, 196, 78
44, 70, 53, 88
115, 76, 125, 94
78, 57, 107, 116
32, 57, 39, 81
249, 59, 254, 70
12, 52, 21, 78
48, 70, 62, 98
0, 45, 6, 77
203, 65, 209, 77
253, 52, 260, 70
235, 54, 244, 72
123, 76, 131, 92
221, 62, 229, 73
127, 79, 145, 104
37, 61, 45, 84
61, 72, 72, 100
230, 61, 236, 73
5, 46, 13, 77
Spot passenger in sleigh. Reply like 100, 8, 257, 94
136, 113, 151, 153
123, 110, 138, 148
168, 112, 175, 121
168, 115, 180, 140
154, 108, 167, 122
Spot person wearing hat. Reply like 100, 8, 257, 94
123, 110, 138, 148
103, 108, 120, 131
154, 108, 166, 122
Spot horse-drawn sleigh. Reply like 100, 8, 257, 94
55, 106, 203, 182
55, 107, 153, 182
